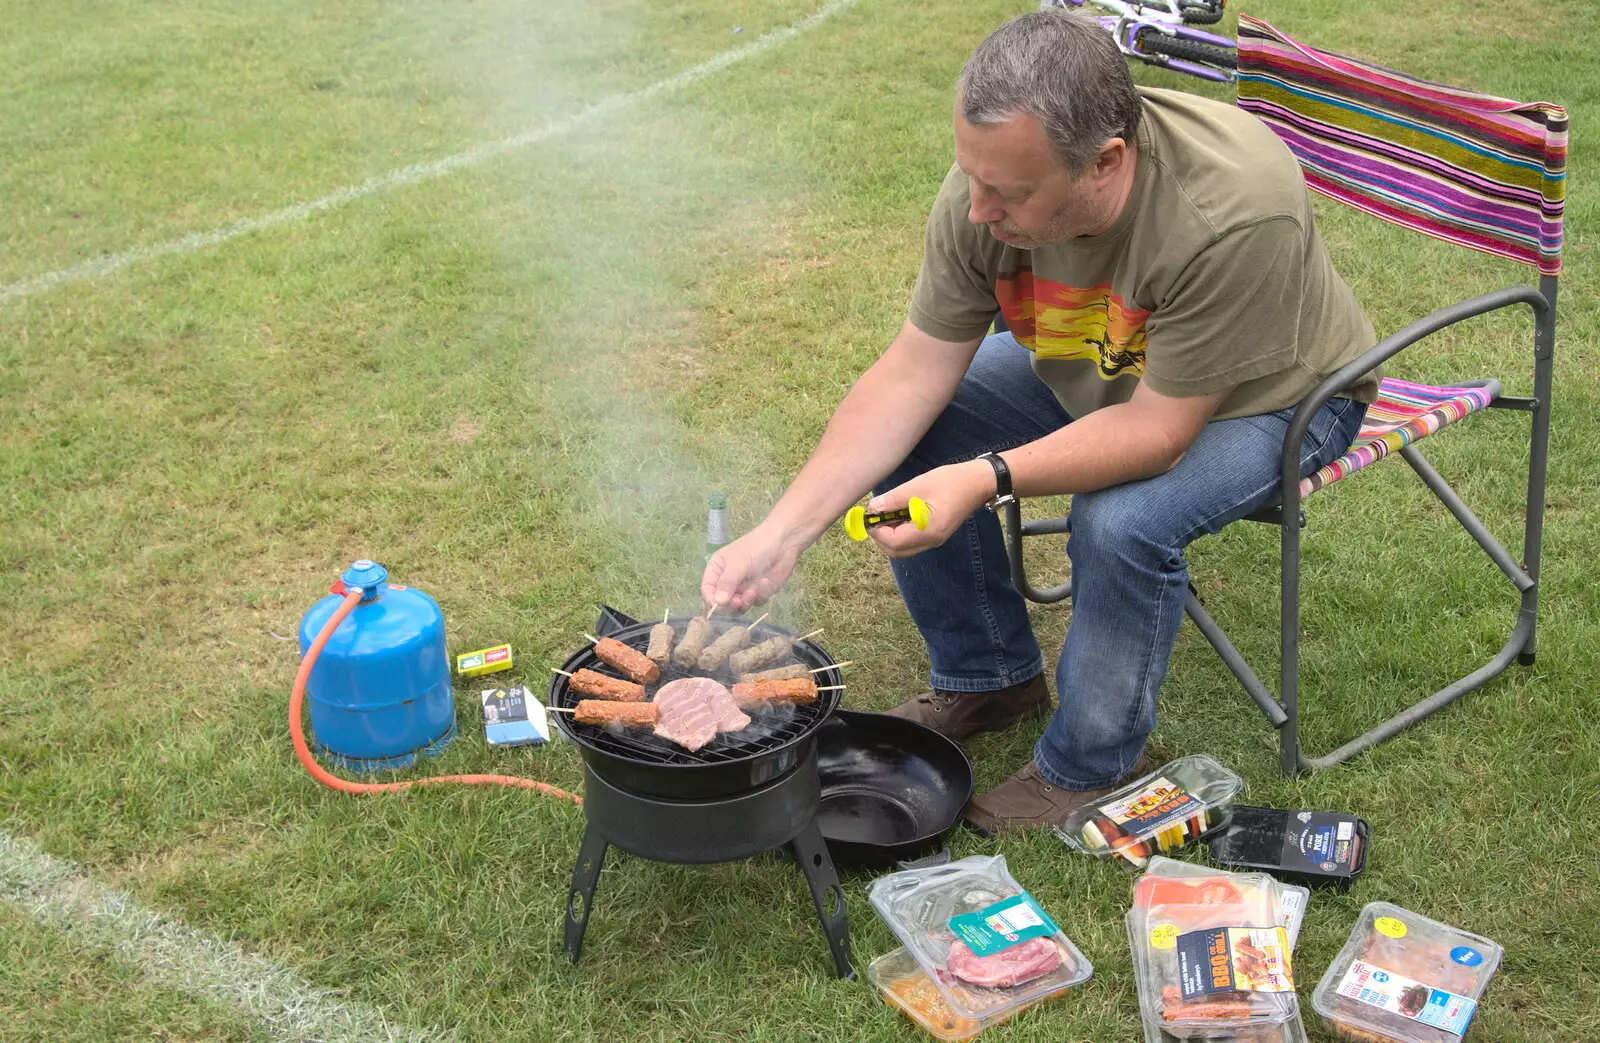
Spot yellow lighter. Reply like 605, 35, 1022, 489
843, 497, 930, 542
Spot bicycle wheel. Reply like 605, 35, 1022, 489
1178, 0, 1226, 26
1135, 29, 1237, 69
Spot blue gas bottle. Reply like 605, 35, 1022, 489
297, 560, 456, 773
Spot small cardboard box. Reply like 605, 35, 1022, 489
481, 686, 549, 746
457, 643, 513, 677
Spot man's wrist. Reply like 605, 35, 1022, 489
975, 451, 1015, 509
760, 508, 826, 553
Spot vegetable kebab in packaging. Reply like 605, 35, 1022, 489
868, 854, 1093, 1028
1055, 754, 1243, 867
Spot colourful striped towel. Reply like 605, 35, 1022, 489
1236, 15, 1566, 276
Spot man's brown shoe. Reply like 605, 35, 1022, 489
882, 675, 1052, 742
963, 755, 1152, 835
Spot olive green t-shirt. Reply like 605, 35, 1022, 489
909, 87, 1379, 421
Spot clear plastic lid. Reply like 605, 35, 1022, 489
1311, 902, 1502, 1043
1128, 859, 1312, 1042
1137, 857, 1311, 951
1055, 755, 1244, 867
1125, 864, 1301, 1032
867, 855, 1094, 1023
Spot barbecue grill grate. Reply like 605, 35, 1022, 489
549, 617, 844, 767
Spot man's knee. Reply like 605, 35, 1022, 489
1067, 482, 1175, 557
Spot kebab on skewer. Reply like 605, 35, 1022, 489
565, 699, 659, 728
732, 677, 844, 708
584, 633, 660, 684
645, 608, 675, 670
672, 614, 715, 669
737, 661, 853, 683
552, 667, 646, 702
696, 612, 767, 671
726, 628, 823, 675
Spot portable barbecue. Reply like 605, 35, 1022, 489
550, 608, 854, 979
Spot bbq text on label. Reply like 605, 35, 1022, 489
1175, 927, 1294, 999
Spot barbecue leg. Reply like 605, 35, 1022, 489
790, 820, 855, 980
564, 825, 609, 965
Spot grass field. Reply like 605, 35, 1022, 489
2, 0, 1597, 1039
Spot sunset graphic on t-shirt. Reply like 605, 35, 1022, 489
997, 271, 1150, 379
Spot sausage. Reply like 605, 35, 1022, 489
644, 623, 675, 669
591, 636, 660, 684
737, 663, 810, 682
574, 699, 659, 727
567, 668, 646, 702
696, 625, 751, 670
727, 635, 793, 675
672, 616, 714, 668
732, 677, 818, 707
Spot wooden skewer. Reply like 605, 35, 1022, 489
552, 667, 573, 677
797, 628, 824, 641
583, 633, 600, 644
706, 603, 718, 619
749, 612, 769, 629
663, 608, 670, 624
546, 705, 575, 713
810, 661, 853, 673
817, 684, 846, 691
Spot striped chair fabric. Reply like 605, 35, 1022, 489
1301, 378, 1498, 496
1235, 14, 1567, 276
1236, 16, 1565, 497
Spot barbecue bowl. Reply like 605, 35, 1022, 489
815, 710, 974, 866
550, 613, 844, 799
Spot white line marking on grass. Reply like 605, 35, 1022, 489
0, 0, 863, 307
0, 829, 448, 1042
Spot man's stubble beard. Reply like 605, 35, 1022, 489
989, 185, 1119, 250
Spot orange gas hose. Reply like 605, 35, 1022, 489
289, 588, 581, 805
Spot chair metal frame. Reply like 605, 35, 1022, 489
1000, 54, 1563, 776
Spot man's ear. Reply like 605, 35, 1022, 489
1092, 137, 1129, 182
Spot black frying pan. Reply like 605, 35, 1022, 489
815, 709, 974, 867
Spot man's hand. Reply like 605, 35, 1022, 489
865, 459, 995, 558
701, 522, 803, 612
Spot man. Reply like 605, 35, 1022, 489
700, 11, 1378, 831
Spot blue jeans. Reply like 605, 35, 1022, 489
880, 333, 1366, 789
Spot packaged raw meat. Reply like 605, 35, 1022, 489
1125, 860, 1302, 1037
867, 855, 1093, 1024
1055, 755, 1244, 867
1311, 903, 1502, 1043
1127, 859, 1312, 1043
867, 948, 984, 1041
1137, 857, 1310, 950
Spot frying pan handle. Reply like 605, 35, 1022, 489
895, 847, 952, 871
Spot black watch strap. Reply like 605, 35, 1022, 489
977, 452, 1015, 510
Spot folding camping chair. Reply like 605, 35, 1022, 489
1002, 15, 1566, 776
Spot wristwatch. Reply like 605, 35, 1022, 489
976, 451, 1015, 511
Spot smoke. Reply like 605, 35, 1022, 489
416, 3, 824, 620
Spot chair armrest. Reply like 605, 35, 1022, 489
1278, 285, 1549, 514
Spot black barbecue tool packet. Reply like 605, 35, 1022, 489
1208, 804, 1370, 890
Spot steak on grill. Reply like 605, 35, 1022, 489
651, 677, 749, 752
945, 936, 1061, 989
